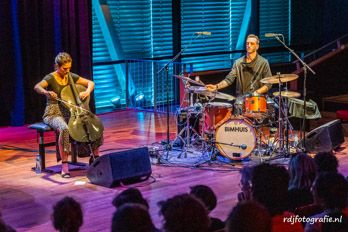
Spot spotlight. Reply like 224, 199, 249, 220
135, 93, 145, 101
135, 92, 145, 107
110, 96, 121, 108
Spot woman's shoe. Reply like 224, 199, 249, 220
61, 172, 71, 178
61, 162, 70, 178
89, 155, 100, 165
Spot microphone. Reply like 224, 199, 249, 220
265, 33, 283, 37
230, 143, 248, 150
195, 31, 211, 36
240, 144, 247, 150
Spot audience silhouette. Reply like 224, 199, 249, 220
111, 203, 156, 232
112, 188, 149, 209
51, 196, 83, 232
251, 163, 304, 231
237, 166, 254, 202
305, 172, 348, 231
226, 200, 271, 232
314, 152, 339, 173
189, 185, 225, 231
158, 193, 210, 232
288, 153, 316, 211
0, 212, 16, 232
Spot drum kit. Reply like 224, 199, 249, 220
173, 73, 301, 162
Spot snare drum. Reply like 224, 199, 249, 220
204, 102, 232, 133
244, 95, 267, 118
215, 118, 256, 160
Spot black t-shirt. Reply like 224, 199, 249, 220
223, 54, 272, 95
43, 72, 79, 104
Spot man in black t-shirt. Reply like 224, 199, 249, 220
206, 34, 272, 96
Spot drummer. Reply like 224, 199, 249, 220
205, 34, 272, 96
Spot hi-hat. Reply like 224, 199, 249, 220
174, 75, 204, 86
187, 86, 203, 92
261, 74, 299, 84
189, 86, 235, 101
273, 91, 301, 98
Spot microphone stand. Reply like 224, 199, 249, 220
157, 33, 204, 159
272, 35, 315, 151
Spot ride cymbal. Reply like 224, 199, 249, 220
261, 74, 299, 84
273, 91, 301, 98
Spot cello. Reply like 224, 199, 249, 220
60, 73, 104, 159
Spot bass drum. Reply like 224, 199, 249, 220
215, 118, 256, 160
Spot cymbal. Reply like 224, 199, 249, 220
273, 91, 301, 98
210, 91, 236, 101
173, 75, 204, 86
260, 74, 299, 84
187, 86, 203, 92
189, 86, 236, 101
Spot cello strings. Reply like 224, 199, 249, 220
55, 97, 91, 114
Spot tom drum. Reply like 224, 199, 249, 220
244, 94, 267, 118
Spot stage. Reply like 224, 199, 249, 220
1, 109, 348, 231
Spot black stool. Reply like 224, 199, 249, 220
28, 122, 85, 173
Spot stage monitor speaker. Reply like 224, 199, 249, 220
87, 147, 152, 188
300, 119, 344, 153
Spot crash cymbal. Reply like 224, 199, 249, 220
273, 91, 301, 98
174, 75, 204, 86
211, 91, 236, 101
261, 74, 299, 84
189, 86, 235, 101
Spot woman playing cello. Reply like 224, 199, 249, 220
34, 52, 103, 178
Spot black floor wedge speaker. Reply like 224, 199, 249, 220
300, 119, 344, 153
87, 147, 152, 188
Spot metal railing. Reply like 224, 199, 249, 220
293, 33, 348, 71
93, 59, 192, 114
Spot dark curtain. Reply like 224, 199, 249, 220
0, 0, 92, 126
291, 0, 348, 47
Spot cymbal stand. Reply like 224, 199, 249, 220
277, 73, 285, 152
278, 92, 300, 153
193, 97, 222, 164
157, 33, 205, 160
270, 73, 289, 158
279, 91, 292, 155
271, 35, 315, 151
172, 81, 203, 158
267, 98, 298, 161
252, 123, 269, 163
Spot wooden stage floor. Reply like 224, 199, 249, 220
1, 110, 348, 231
